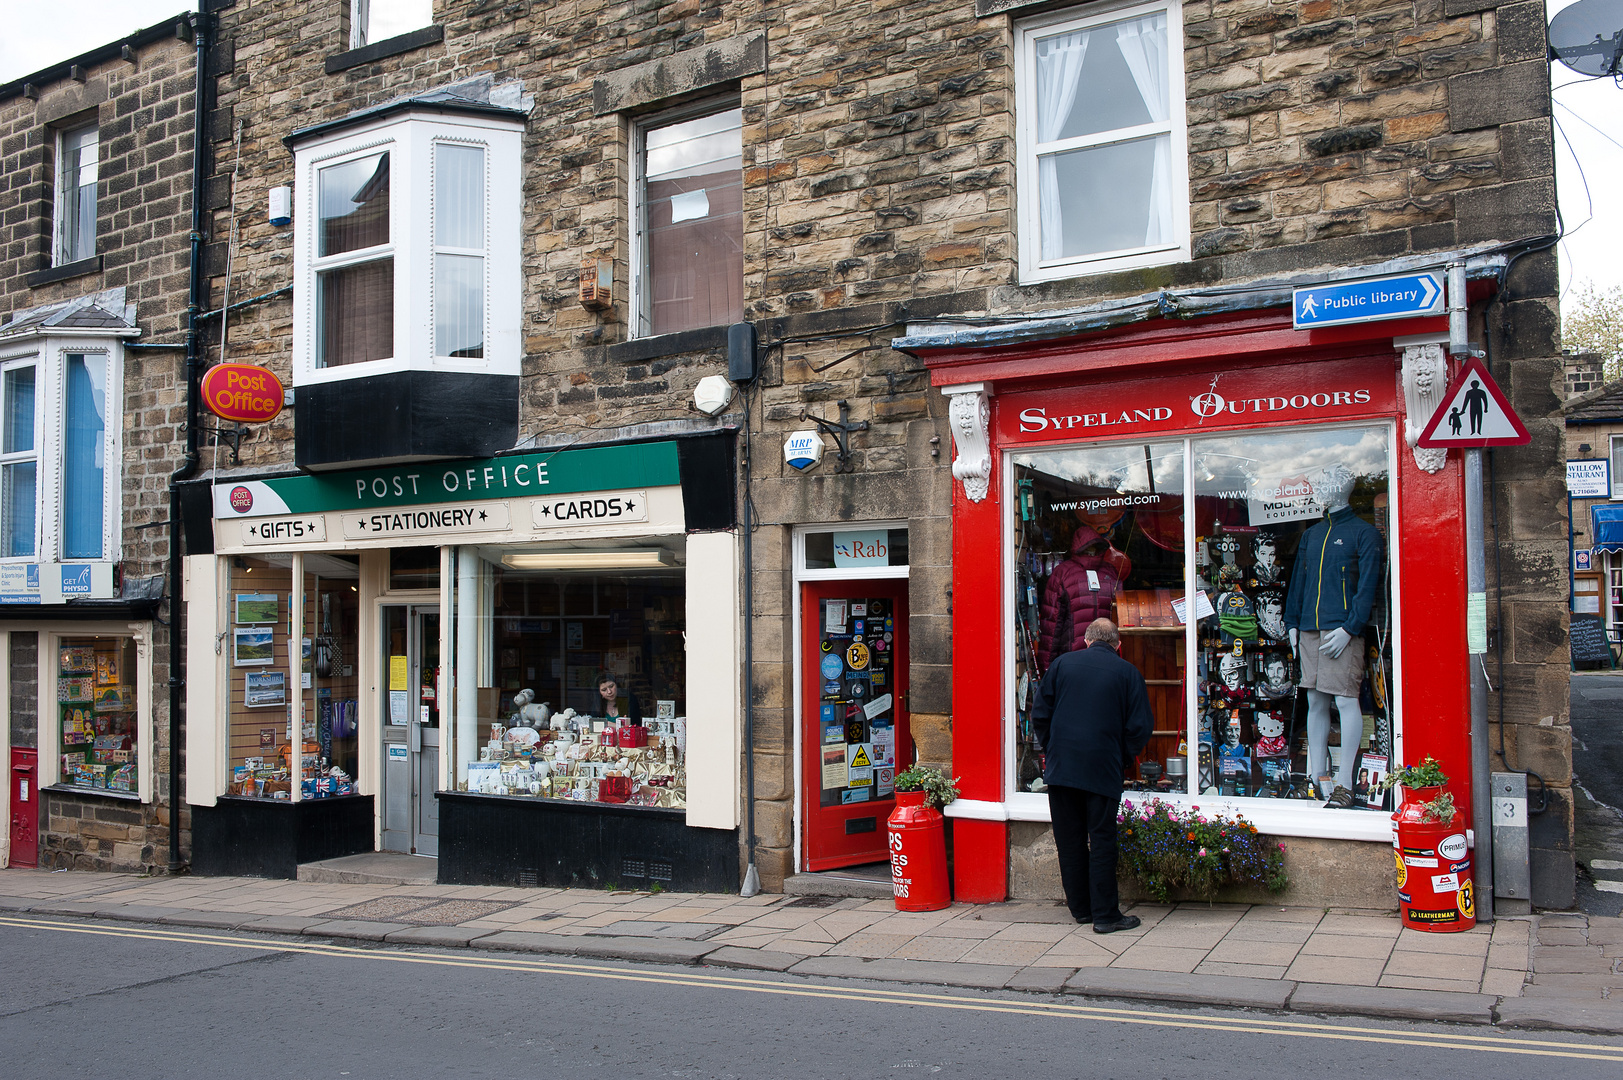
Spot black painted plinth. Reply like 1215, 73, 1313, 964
295, 370, 518, 470
437, 792, 740, 893
190, 795, 375, 879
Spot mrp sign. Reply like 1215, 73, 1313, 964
1293, 272, 1443, 329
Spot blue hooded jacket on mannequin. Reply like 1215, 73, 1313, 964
1284, 506, 1385, 636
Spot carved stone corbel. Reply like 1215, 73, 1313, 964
1401, 342, 1448, 474
943, 383, 991, 502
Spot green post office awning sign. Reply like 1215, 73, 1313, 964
212, 441, 681, 519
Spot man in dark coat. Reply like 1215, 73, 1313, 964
1032, 618, 1154, 933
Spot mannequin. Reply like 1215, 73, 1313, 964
1284, 464, 1385, 805
1037, 524, 1131, 670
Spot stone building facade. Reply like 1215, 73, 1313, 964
64, 0, 1569, 906
0, 16, 205, 872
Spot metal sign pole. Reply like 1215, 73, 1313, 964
1465, 447, 1494, 921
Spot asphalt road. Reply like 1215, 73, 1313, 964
2, 915, 1621, 1079
1571, 674, 1623, 916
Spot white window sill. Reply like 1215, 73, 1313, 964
946, 793, 1393, 842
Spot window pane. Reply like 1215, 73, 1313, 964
1192, 426, 1391, 805
435, 144, 484, 250
58, 636, 139, 793
451, 555, 689, 809
1035, 13, 1166, 144
435, 254, 484, 358
2, 461, 36, 557
63, 353, 107, 559
644, 108, 743, 335
1038, 135, 1170, 260
363, 0, 433, 44
60, 126, 98, 264
1011, 442, 1188, 795
319, 153, 390, 256
4, 366, 34, 453
318, 258, 394, 366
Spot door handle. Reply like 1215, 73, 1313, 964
409, 723, 422, 754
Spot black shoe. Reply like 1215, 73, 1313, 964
1093, 915, 1141, 935
1072, 914, 1093, 925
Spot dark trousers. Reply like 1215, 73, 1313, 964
1047, 785, 1122, 923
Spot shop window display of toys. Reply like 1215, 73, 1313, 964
1194, 522, 1393, 809
462, 691, 687, 809
58, 640, 139, 793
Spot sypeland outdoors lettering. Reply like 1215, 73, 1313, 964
1000, 358, 1394, 443
1017, 390, 1372, 433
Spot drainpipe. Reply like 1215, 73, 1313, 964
166, 8, 210, 872
1449, 261, 1493, 922
740, 393, 760, 897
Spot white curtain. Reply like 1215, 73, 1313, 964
1115, 15, 1172, 246
1035, 29, 1089, 261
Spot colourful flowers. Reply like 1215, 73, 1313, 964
1115, 798, 1290, 902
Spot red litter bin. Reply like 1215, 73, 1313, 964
887, 790, 950, 911
1392, 786, 1475, 932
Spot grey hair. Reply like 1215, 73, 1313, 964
1083, 618, 1119, 648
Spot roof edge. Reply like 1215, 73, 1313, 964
0, 11, 198, 105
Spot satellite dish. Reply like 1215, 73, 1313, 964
1549, 0, 1623, 77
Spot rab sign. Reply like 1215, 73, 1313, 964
201, 364, 284, 423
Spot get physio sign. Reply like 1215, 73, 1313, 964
214, 440, 680, 519
201, 364, 284, 423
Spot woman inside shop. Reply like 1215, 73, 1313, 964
597, 672, 644, 725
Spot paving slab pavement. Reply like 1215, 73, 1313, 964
6, 867, 1620, 1033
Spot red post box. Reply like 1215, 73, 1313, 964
10, 748, 38, 868
887, 790, 950, 911
1392, 786, 1475, 932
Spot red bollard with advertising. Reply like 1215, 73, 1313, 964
1392, 786, 1476, 932
888, 790, 950, 911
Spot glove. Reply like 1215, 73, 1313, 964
1318, 627, 1353, 659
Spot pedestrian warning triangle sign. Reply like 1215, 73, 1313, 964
1415, 355, 1529, 449
848, 745, 871, 768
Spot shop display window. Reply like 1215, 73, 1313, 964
56, 635, 138, 792
1012, 423, 1393, 812
449, 545, 688, 808
225, 555, 361, 799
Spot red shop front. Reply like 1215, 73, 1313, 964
907, 306, 1473, 905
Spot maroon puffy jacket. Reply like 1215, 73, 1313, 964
1037, 524, 1132, 671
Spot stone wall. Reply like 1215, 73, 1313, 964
0, 28, 198, 875
200, 0, 1565, 896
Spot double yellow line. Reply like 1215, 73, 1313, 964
3, 913, 1621, 1063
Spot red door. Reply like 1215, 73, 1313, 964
801, 580, 910, 870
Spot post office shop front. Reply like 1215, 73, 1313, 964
902, 283, 1493, 907
180, 435, 743, 889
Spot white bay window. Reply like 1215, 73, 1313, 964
293, 109, 522, 385
0, 338, 120, 567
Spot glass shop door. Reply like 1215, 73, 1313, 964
381, 604, 441, 855
800, 580, 910, 870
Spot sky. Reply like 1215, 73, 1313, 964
1, 0, 1619, 299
